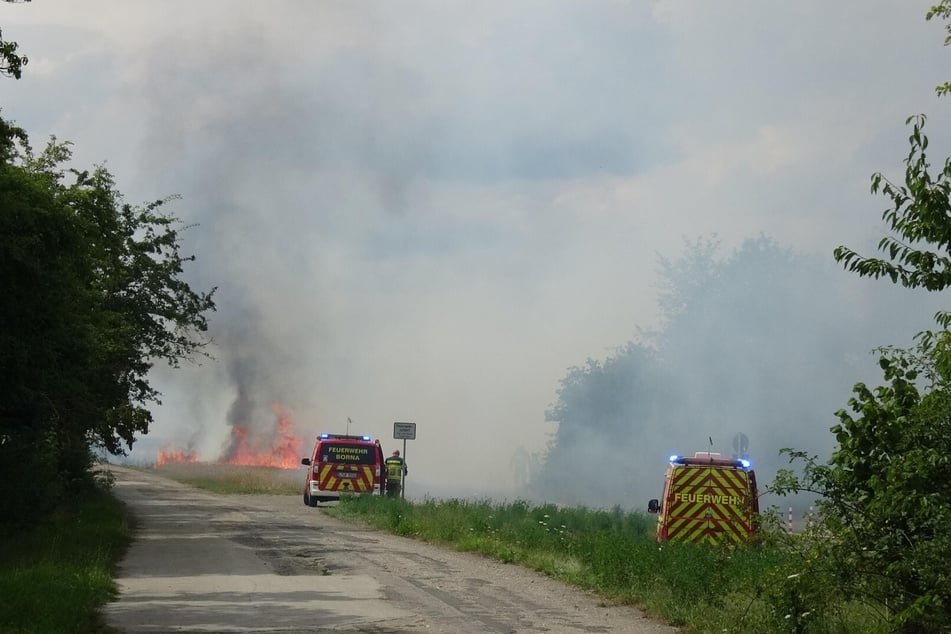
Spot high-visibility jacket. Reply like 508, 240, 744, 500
385, 456, 405, 481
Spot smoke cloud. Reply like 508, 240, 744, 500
532, 237, 944, 511
4, 1, 950, 502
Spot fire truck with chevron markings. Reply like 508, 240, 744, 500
301, 433, 386, 506
647, 452, 759, 544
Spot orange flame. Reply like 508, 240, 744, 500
156, 446, 199, 467
224, 402, 303, 469
155, 402, 304, 470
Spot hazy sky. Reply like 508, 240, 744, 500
4, 1, 950, 496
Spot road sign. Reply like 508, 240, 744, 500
393, 422, 416, 440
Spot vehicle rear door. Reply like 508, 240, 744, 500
664, 465, 754, 544
317, 443, 376, 494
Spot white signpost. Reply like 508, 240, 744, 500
392, 422, 416, 499
393, 422, 416, 440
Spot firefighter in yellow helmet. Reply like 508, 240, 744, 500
384, 449, 407, 497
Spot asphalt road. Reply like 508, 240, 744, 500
103, 466, 678, 633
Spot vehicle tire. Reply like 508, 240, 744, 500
304, 491, 318, 507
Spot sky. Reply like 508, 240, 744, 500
3, 1, 951, 500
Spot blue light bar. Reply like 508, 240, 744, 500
362, 435, 371, 441
319, 433, 330, 439
669, 454, 680, 463
739, 459, 751, 469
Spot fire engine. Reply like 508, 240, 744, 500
647, 452, 759, 544
301, 433, 385, 506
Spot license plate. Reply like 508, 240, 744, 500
337, 472, 357, 478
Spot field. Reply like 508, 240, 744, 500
151, 462, 303, 495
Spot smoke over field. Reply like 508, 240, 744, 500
531, 237, 944, 510
5, 2, 949, 505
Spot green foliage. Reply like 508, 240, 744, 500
0, 482, 129, 634
0, 31, 27, 80
834, 115, 951, 328
773, 339, 951, 631
771, 6, 951, 632
330, 494, 885, 633
1, 2, 31, 80
0, 118, 215, 527
929, 1, 951, 96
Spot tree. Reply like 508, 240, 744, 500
1, 1, 30, 79
0, 119, 215, 525
0, 120, 91, 519
56, 163, 217, 455
537, 342, 665, 506
775, 340, 951, 631
834, 114, 951, 330
535, 235, 883, 508
771, 5, 951, 630
833, 1, 951, 329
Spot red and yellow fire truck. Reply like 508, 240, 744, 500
647, 452, 759, 544
301, 433, 385, 506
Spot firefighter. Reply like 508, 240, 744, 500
385, 450, 407, 497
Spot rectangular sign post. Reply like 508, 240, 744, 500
393, 422, 416, 440
392, 422, 416, 499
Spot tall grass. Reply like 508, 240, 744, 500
329, 496, 885, 634
0, 483, 129, 634
152, 463, 302, 495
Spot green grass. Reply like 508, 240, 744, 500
0, 483, 130, 634
327, 495, 887, 634
151, 463, 302, 495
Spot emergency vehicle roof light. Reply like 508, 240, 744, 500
739, 458, 751, 469
361, 435, 371, 441
669, 454, 680, 463
319, 433, 330, 439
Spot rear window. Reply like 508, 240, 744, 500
318, 442, 378, 465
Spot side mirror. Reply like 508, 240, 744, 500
647, 499, 660, 514
301, 458, 311, 466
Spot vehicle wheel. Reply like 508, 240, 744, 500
304, 491, 318, 507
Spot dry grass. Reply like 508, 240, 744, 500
150, 463, 304, 495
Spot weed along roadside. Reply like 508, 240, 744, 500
326, 495, 888, 633
0, 478, 131, 634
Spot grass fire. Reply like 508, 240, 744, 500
156, 402, 303, 469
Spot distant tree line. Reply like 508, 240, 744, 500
534, 236, 890, 508
0, 116, 216, 527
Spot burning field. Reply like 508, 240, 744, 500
156, 402, 305, 470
